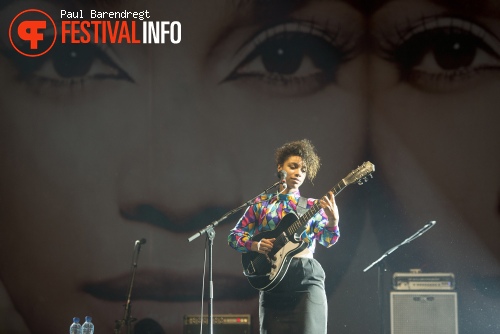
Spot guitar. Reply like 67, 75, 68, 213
241, 161, 375, 291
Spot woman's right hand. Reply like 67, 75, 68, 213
251, 238, 276, 254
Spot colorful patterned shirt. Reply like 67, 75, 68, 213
228, 191, 339, 253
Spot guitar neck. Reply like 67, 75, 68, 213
286, 179, 347, 236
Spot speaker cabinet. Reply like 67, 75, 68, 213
390, 291, 458, 334
183, 314, 251, 334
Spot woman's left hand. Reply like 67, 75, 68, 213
319, 191, 339, 227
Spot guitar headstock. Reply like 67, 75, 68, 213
344, 161, 375, 186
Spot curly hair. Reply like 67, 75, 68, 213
274, 139, 321, 182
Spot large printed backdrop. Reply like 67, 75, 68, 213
0, 1, 499, 333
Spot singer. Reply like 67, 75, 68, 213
228, 139, 340, 334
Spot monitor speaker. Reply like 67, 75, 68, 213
390, 291, 458, 334
183, 314, 251, 334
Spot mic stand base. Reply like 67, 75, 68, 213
114, 317, 137, 334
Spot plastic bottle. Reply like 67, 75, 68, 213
82, 316, 94, 334
69, 317, 82, 334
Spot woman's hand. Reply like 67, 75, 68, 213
251, 238, 276, 254
320, 191, 339, 227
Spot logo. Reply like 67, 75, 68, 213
8, 8, 181, 57
9, 9, 57, 57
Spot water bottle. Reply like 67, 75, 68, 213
69, 317, 82, 334
82, 316, 94, 334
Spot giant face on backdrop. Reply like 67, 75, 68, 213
1, 0, 499, 333
0, 0, 367, 333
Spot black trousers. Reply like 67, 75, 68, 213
259, 258, 328, 334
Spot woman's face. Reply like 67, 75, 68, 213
0, 0, 367, 333
369, 0, 500, 331
278, 155, 307, 192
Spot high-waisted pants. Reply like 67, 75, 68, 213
259, 257, 328, 334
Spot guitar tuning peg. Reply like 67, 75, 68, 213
364, 177, 368, 182
370, 174, 373, 178
357, 180, 364, 185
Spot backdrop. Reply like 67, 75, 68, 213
1, 1, 499, 333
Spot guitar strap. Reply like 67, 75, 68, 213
296, 196, 308, 217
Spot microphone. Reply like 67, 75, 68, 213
407, 221, 436, 243
421, 221, 436, 233
132, 238, 146, 267
277, 170, 287, 189
419, 221, 436, 233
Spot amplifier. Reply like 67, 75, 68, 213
393, 272, 455, 290
390, 291, 458, 334
183, 314, 251, 334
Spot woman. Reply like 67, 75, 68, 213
228, 139, 340, 334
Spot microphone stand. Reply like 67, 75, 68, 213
363, 221, 437, 334
114, 239, 146, 334
187, 179, 285, 334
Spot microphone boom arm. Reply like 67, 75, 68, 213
187, 179, 283, 243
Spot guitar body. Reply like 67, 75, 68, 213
242, 212, 307, 291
